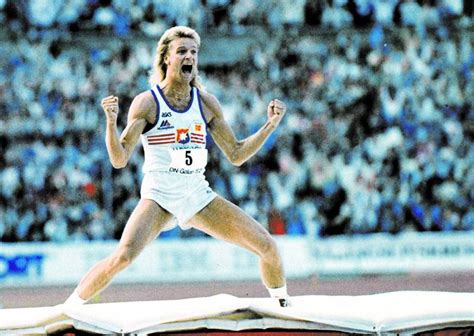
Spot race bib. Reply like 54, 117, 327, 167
168, 148, 207, 174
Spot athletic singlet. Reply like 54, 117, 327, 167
141, 85, 208, 175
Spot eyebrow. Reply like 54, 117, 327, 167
176, 46, 197, 50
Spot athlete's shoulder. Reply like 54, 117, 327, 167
198, 90, 222, 117
133, 90, 155, 108
129, 90, 156, 120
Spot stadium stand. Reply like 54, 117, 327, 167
0, 0, 472, 242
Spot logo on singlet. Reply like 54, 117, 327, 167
176, 128, 190, 144
190, 121, 205, 144
158, 119, 173, 130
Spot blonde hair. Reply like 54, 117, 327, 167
149, 26, 205, 91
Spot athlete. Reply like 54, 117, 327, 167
65, 26, 289, 307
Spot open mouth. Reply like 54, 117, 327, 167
182, 65, 193, 74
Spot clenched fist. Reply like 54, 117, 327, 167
101, 95, 119, 124
267, 99, 287, 128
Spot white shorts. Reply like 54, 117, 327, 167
140, 171, 217, 231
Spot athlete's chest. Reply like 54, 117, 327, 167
148, 107, 206, 147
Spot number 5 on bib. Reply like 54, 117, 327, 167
169, 148, 208, 170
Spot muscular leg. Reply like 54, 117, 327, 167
189, 196, 286, 289
74, 199, 173, 300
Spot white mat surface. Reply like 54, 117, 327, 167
1, 291, 473, 335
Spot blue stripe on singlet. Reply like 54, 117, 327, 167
197, 89, 212, 146
157, 85, 194, 113
142, 89, 160, 134
196, 89, 208, 132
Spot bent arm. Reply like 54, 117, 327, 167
210, 116, 275, 167
105, 119, 127, 169
202, 93, 284, 167
104, 92, 154, 168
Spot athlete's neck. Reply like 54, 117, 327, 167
160, 80, 192, 109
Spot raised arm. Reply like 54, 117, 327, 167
201, 92, 286, 167
101, 92, 155, 169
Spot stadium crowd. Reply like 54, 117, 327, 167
0, 0, 472, 242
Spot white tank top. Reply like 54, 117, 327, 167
141, 85, 208, 175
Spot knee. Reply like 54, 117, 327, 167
258, 236, 281, 263
108, 247, 135, 270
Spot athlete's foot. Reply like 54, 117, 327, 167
267, 285, 290, 307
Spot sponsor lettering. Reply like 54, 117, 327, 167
168, 167, 204, 175
0, 254, 45, 279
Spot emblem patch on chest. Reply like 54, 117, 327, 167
176, 128, 190, 144
190, 121, 205, 144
